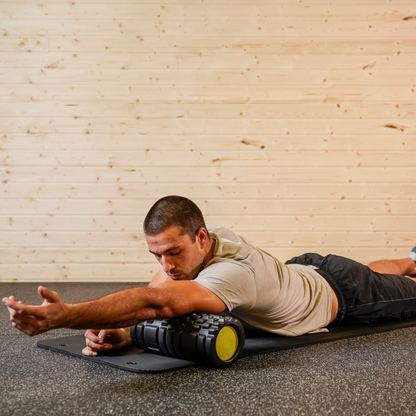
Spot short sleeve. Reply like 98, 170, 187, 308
194, 261, 256, 312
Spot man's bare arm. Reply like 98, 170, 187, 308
2, 281, 226, 336
148, 269, 171, 287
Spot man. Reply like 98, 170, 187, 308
3, 196, 416, 358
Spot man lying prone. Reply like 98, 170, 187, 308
3, 196, 416, 357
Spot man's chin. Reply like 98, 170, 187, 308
169, 273, 186, 280
169, 272, 199, 281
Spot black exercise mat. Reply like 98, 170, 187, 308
37, 316, 416, 373
38, 335, 196, 372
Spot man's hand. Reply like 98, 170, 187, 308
82, 328, 132, 356
2, 286, 69, 336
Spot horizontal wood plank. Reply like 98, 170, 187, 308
0, 263, 155, 282
0, 248, 153, 264
1, 68, 415, 86
1, 5, 415, 21
0, 167, 414, 183
2, 20, 416, 38
2, 85, 415, 103
1, 118, 415, 135
0, 215, 414, 232
1, 183, 415, 200
0, 199, 412, 215
0, 85, 364, 103
1, 102, 415, 119
1, 134, 416, 151
0, 150, 415, 167
48, 38, 416, 54
2, 52, 416, 71
7, 0, 416, 5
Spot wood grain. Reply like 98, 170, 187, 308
1, 0, 415, 281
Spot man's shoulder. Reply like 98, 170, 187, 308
207, 224, 241, 242
196, 259, 254, 285
200, 253, 255, 282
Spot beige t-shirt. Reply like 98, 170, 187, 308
194, 225, 333, 336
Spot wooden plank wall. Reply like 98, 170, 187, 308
0, 1, 415, 282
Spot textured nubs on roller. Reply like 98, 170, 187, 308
130, 313, 245, 367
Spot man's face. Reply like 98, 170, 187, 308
146, 226, 208, 281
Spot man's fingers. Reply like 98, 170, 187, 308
10, 304, 46, 319
82, 346, 113, 357
2, 298, 34, 315
38, 286, 60, 303
3, 288, 65, 337
10, 316, 43, 336
85, 339, 113, 350
4, 298, 24, 317
84, 329, 103, 344
98, 329, 107, 339
82, 347, 97, 357
11, 311, 38, 323
2, 296, 16, 307
84, 329, 120, 353
5, 301, 46, 333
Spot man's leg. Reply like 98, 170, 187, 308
367, 258, 416, 276
286, 251, 416, 324
367, 245, 416, 276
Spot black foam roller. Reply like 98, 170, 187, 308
130, 313, 245, 367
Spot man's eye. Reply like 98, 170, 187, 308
170, 251, 180, 256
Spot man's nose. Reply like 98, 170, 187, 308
161, 257, 175, 273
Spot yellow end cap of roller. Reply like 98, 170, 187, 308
216, 325, 239, 361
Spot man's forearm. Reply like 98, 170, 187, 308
62, 286, 171, 330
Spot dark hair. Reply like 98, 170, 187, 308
143, 196, 208, 242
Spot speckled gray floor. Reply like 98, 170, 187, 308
2, 283, 416, 416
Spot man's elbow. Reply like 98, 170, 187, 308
146, 288, 187, 320
154, 304, 178, 320
144, 283, 224, 321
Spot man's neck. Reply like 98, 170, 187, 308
199, 238, 216, 273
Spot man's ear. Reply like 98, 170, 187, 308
196, 227, 209, 247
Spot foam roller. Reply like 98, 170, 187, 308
130, 313, 245, 367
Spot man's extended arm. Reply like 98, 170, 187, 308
2, 280, 226, 337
